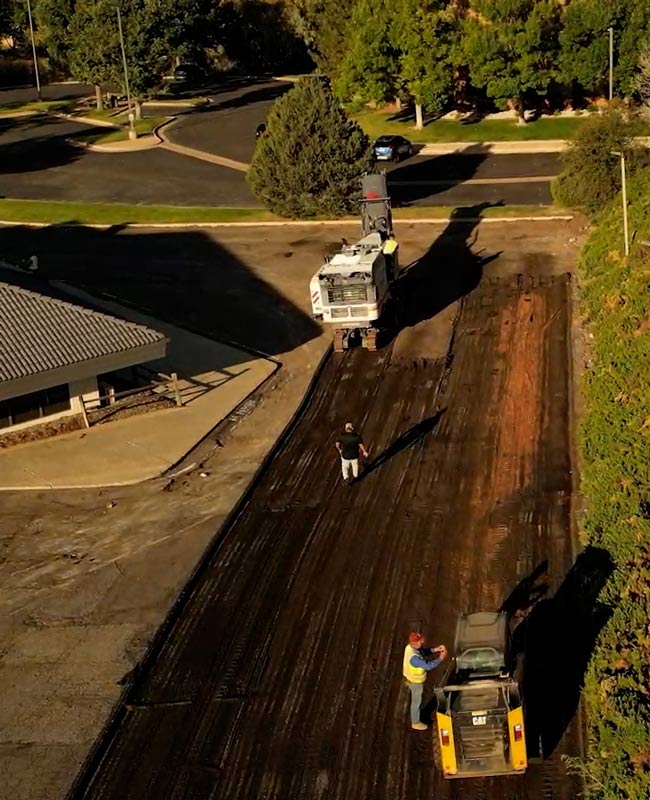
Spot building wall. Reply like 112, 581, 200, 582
0, 377, 98, 434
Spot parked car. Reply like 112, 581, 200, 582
172, 63, 204, 87
373, 135, 413, 162
256, 122, 267, 138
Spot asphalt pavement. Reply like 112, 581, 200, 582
0, 82, 92, 108
0, 79, 558, 208
0, 114, 257, 206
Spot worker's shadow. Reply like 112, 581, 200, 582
394, 201, 504, 331
501, 559, 550, 626
359, 409, 445, 479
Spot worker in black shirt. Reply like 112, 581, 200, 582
335, 422, 368, 484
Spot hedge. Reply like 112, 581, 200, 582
574, 167, 650, 798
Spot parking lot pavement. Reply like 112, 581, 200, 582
0, 88, 556, 209
0, 82, 92, 108
165, 80, 292, 164
0, 116, 257, 206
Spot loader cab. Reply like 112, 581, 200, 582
434, 611, 527, 779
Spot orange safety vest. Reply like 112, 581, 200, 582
403, 644, 427, 683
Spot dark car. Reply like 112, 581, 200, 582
373, 135, 413, 162
256, 123, 267, 138
172, 63, 204, 86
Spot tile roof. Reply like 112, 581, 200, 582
0, 279, 166, 384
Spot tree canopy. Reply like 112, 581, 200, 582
462, 0, 561, 116
247, 77, 373, 218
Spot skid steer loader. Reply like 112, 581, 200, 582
433, 611, 527, 779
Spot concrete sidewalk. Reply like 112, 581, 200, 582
0, 289, 277, 490
418, 140, 567, 155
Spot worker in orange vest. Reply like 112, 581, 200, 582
403, 632, 447, 730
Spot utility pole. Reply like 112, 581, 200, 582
116, 3, 137, 140
608, 26, 614, 101
26, 0, 41, 101
612, 151, 630, 256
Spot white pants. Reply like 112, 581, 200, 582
341, 458, 359, 480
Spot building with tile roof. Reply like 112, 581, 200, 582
0, 268, 168, 433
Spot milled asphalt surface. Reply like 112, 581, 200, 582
0, 80, 558, 207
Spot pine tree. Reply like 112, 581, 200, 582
247, 77, 373, 218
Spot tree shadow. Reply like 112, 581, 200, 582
393, 201, 504, 331
197, 82, 292, 115
387, 145, 489, 206
0, 114, 101, 174
359, 409, 445, 479
0, 224, 320, 357
513, 546, 614, 759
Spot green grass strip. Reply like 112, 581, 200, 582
0, 199, 567, 226
354, 110, 650, 144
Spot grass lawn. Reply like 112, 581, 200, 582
0, 199, 567, 226
71, 116, 169, 145
355, 110, 603, 143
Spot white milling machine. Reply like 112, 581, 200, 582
309, 173, 400, 352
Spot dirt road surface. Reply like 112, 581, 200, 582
0, 216, 585, 800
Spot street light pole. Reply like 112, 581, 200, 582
116, 4, 137, 140
608, 26, 614, 101
612, 151, 630, 256
26, 0, 41, 101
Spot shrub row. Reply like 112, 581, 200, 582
576, 167, 650, 798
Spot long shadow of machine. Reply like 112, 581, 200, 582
0, 223, 320, 358
392, 201, 504, 333
510, 547, 614, 759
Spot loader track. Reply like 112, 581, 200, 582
68, 273, 579, 800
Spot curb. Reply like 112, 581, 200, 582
49, 110, 119, 129
71, 134, 161, 153
155, 117, 249, 172
0, 215, 574, 230
415, 135, 650, 156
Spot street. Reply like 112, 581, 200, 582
0, 81, 558, 207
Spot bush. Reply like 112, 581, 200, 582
247, 76, 373, 218
552, 107, 649, 217
574, 167, 650, 799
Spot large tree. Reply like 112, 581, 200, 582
462, 0, 562, 120
335, 0, 400, 105
247, 77, 373, 218
34, 0, 75, 70
294, 0, 356, 78
393, 0, 457, 129
68, 0, 121, 109
559, 0, 650, 98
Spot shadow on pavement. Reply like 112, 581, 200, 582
394, 201, 504, 331
387, 146, 489, 205
0, 114, 102, 174
198, 82, 291, 116
0, 224, 321, 357
512, 546, 614, 759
